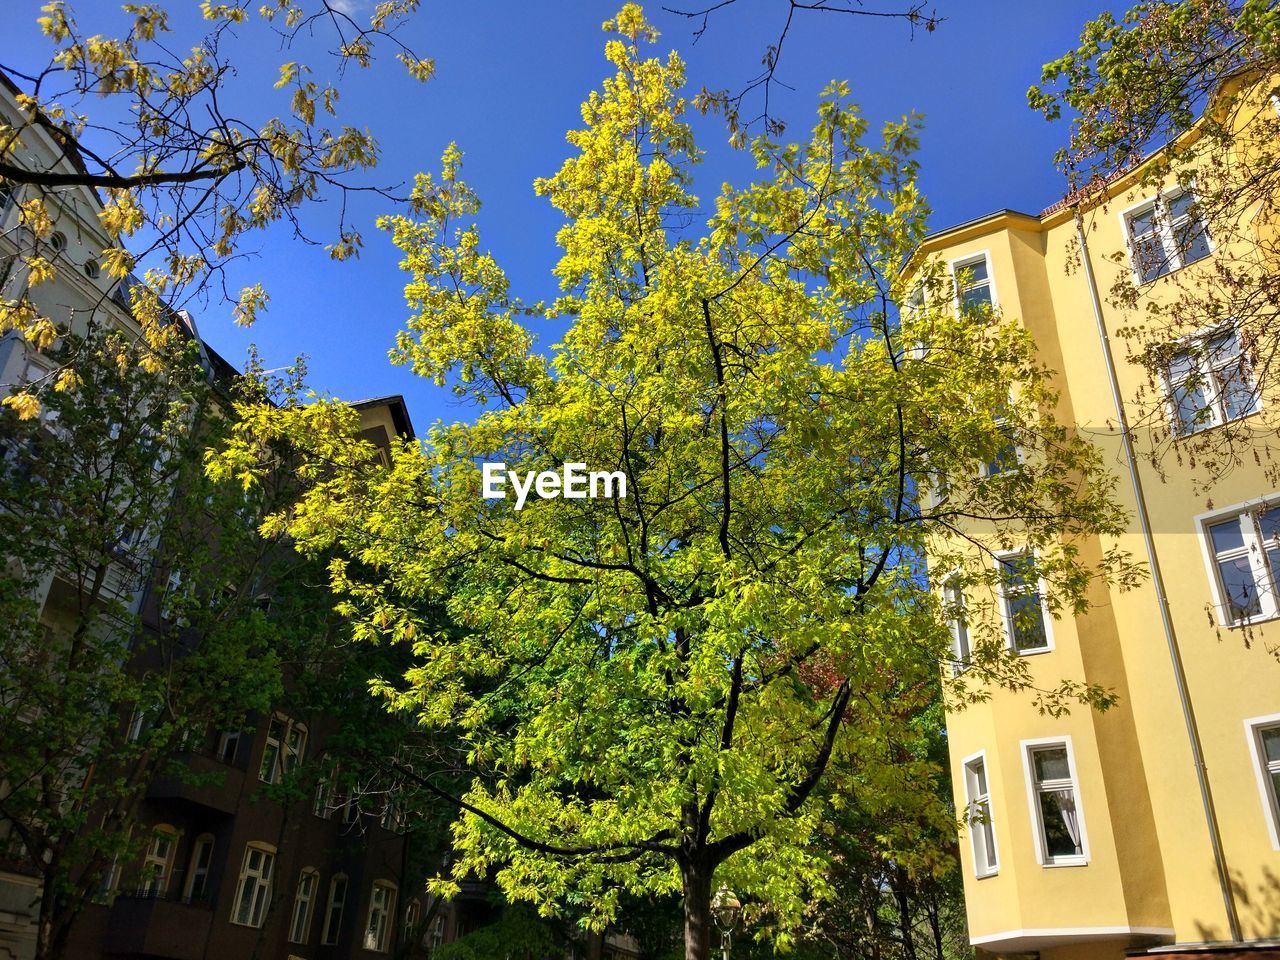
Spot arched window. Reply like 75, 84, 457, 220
321, 873, 348, 945
139, 825, 179, 898
183, 834, 215, 902
288, 867, 319, 944
363, 880, 397, 952
230, 842, 275, 927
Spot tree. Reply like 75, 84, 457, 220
216, 7, 1133, 957
660, 0, 942, 140
1029, 0, 1280, 486
0, 327, 336, 960
0, 0, 432, 412
432, 905, 567, 960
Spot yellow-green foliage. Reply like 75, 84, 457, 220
214, 6, 1133, 948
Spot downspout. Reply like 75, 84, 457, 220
1074, 210, 1241, 943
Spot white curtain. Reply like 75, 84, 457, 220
1052, 789, 1082, 853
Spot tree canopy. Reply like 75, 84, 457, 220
215, 6, 1134, 957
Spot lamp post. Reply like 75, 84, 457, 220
710, 885, 742, 960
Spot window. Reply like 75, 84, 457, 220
1201, 501, 1280, 625
47, 231, 67, 255
216, 729, 242, 764
941, 575, 970, 675
259, 715, 307, 783
1165, 325, 1258, 436
981, 416, 1020, 478
364, 881, 397, 952
83, 258, 100, 279
0, 178, 14, 215
952, 254, 994, 311
962, 754, 998, 877
404, 900, 420, 939
381, 800, 405, 832
96, 855, 122, 904
1245, 715, 1280, 849
126, 707, 150, 744
139, 826, 178, 897
161, 569, 191, 626
314, 770, 333, 818
978, 395, 1020, 479
288, 868, 319, 944
231, 844, 275, 927
322, 874, 348, 945
921, 472, 950, 508
1023, 739, 1088, 866
427, 915, 445, 950
0, 255, 15, 296
184, 834, 215, 902
1125, 189, 1211, 282
997, 551, 1051, 654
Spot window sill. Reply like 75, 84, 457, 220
1172, 406, 1264, 442
1222, 610, 1280, 631
1040, 857, 1089, 868
1009, 645, 1053, 657
974, 869, 999, 880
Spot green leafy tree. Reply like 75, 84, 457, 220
1029, 0, 1280, 485
432, 905, 567, 960
0, 329, 340, 960
217, 7, 1133, 957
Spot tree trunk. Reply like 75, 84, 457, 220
892, 866, 918, 960
682, 861, 714, 960
34, 867, 68, 960
926, 890, 944, 960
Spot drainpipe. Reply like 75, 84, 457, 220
1074, 210, 1241, 943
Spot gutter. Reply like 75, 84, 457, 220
1073, 210, 1242, 943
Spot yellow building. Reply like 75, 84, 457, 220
915, 77, 1280, 960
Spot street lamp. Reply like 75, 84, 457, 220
710, 885, 742, 960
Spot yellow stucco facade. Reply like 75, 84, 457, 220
916, 79, 1280, 960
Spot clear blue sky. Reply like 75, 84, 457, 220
1, 1, 1113, 429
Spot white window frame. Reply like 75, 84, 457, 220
1160, 321, 1260, 436
1119, 186, 1212, 284
995, 549, 1054, 655
961, 750, 999, 878
364, 880, 397, 952
1245, 713, 1280, 851
183, 833, 215, 902
314, 768, 334, 818
1020, 736, 1090, 867
160, 568, 191, 626
427, 914, 445, 949
259, 715, 307, 784
322, 873, 349, 945
404, 899, 420, 939
126, 707, 149, 744
139, 825, 179, 897
288, 867, 319, 944
949, 250, 997, 313
940, 571, 970, 676
216, 729, 242, 765
1194, 494, 1280, 627
978, 407, 1023, 479
230, 842, 276, 928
